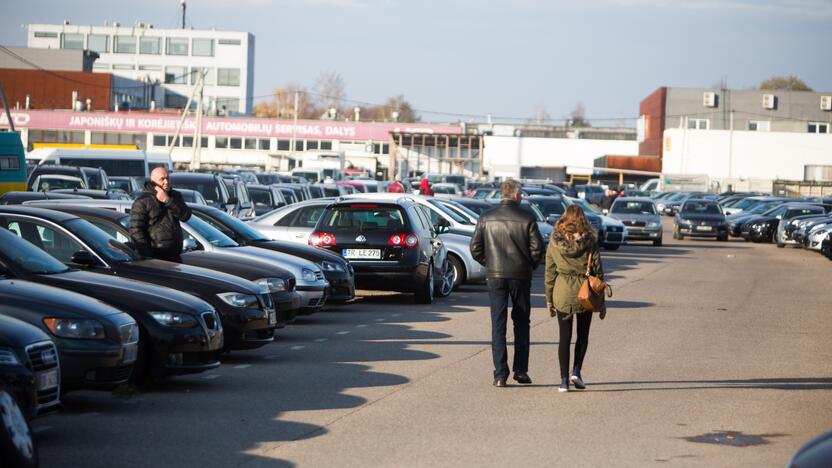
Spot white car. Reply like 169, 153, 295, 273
30, 174, 87, 192
806, 222, 832, 251
248, 198, 337, 244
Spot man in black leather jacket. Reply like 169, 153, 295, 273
129, 167, 191, 262
470, 179, 544, 387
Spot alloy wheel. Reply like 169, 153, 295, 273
0, 391, 34, 462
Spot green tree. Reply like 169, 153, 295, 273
759, 75, 813, 92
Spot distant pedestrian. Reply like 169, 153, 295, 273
418, 178, 434, 196
129, 167, 191, 263
470, 179, 544, 387
388, 177, 406, 193
544, 204, 604, 392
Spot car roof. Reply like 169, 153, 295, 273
170, 172, 219, 180
613, 197, 655, 203
24, 198, 132, 209
332, 197, 413, 207
0, 204, 81, 222
30, 203, 127, 221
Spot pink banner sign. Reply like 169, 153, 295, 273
0, 110, 462, 140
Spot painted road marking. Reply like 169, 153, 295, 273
291, 345, 306, 351
234, 364, 251, 369
336, 331, 350, 335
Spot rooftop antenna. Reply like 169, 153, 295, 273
180, 0, 186, 29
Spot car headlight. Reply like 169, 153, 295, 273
43, 318, 105, 339
217, 292, 259, 308
647, 222, 661, 228
301, 268, 318, 282
319, 261, 345, 272
0, 347, 20, 365
678, 220, 691, 226
148, 311, 198, 328
255, 277, 287, 292
657, 204, 666, 211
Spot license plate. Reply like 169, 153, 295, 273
122, 343, 138, 364
37, 368, 58, 391
268, 309, 277, 325
343, 248, 381, 259
696, 226, 713, 232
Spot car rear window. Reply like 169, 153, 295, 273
322, 205, 405, 230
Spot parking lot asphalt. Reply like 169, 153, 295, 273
34, 219, 832, 467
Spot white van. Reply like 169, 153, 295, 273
27, 148, 150, 178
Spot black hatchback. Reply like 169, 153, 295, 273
309, 198, 448, 304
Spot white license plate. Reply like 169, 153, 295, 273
122, 343, 138, 364
268, 309, 277, 325
37, 368, 59, 391
696, 226, 713, 232
343, 249, 381, 260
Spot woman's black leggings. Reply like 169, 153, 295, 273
556, 311, 593, 379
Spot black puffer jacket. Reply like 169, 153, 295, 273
469, 200, 544, 280
129, 181, 191, 256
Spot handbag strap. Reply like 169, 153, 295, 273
585, 251, 592, 277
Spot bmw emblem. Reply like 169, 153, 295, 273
355, 235, 367, 243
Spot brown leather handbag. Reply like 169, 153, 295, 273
577, 251, 612, 314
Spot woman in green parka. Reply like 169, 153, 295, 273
544, 205, 604, 392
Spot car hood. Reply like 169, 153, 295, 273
34, 270, 213, 314
0, 313, 51, 347
678, 214, 726, 222
182, 250, 294, 281
747, 215, 778, 224
118, 258, 264, 295
0, 278, 126, 319
600, 215, 625, 227
196, 246, 320, 279
250, 239, 345, 265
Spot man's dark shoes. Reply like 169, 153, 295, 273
570, 369, 586, 390
513, 372, 532, 385
493, 377, 507, 387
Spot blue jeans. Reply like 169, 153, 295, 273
487, 278, 531, 380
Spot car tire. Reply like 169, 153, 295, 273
415, 261, 434, 304
718, 234, 728, 242
653, 237, 663, 247
448, 254, 465, 290
436, 259, 454, 298
0, 390, 38, 468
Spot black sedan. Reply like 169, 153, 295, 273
31, 204, 302, 328
188, 204, 355, 303
0, 227, 223, 381
0, 206, 276, 351
674, 200, 729, 241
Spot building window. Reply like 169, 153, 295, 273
230, 138, 242, 149
244, 138, 257, 150
320, 141, 332, 150
218, 38, 241, 45
90, 132, 144, 148
216, 137, 228, 149
166, 37, 189, 56
217, 68, 240, 86
60, 33, 84, 50
216, 97, 240, 113
747, 120, 770, 132
114, 36, 137, 54
139, 64, 162, 71
189, 68, 214, 85
306, 140, 319, 150
182, 136, 194, 147
808, 122, 830, 134
192, 38, 214, 57
258, 139, 270, 151
295, 140, 304, 151
687, 118, 709, 130
112, 64, 135, 70
152, 135, 167, 147
0, 156, 20, 171
277, 139, 290, 151
92, 63, 109, 71
88, 34, 109, 53
165, 66, 188, 84
200, 137, 208, 148
140, 37, 161, 55
34, 31, 58, 38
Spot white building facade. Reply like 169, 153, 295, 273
27, 22, 254, 114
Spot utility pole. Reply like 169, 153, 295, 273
180, 0, 187, 29
190, 69, 205, 170
290, 90, 299, 169
728, 109, 734, 179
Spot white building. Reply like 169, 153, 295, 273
27, 22, 254, 114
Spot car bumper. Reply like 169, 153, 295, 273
624, 228, 662, 240
271, 291, 301, 327
215, 305, 276, 350
142, 321, 223, 376
601, 231, 626, 245
352, 262, 428, 291
679, 226, 727, 238
296, 284, 328, 313
322, 270, 355, 302
59, 345, 134, 390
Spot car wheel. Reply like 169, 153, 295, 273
676, 228, 684, 240
415, 261, 434, 304
718, 234, 728, 242
448, 254, 465, 289
0, 390, 38, 468
436, 259, 455, 298
653, 237, 663, 247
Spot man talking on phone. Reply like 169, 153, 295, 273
129, 167, 191, 262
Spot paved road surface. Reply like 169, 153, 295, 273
35, 221, 832, 467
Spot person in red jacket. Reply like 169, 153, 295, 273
388, 177, 406, 193
419, 178, 434, 196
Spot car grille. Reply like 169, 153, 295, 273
119, 323, 140, 344
606, 226, 624, 233
287, 278, 296, 292
91, 365, 133, 383
589, 219, 602, 229
201, 311, 221, 331
315, 271, 325, 281
26, 341, 60, 410
258, 293, 274, 311
622, 220, 646, 227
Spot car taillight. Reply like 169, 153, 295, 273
389, 233, 419, 248
309, 232, 337, 247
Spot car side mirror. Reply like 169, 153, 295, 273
182, 238, 199, 252
71, 250, 98, 266
776, 215, 782, 220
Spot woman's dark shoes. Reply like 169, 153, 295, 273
493, 377, 507, 387
558, 378, 570, 393
570, 369, 586, 390
513, 372, 532, 384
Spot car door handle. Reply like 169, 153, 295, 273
295, 233, 306, 238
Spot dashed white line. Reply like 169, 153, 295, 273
234, 364, 251, 369
374, 318, 385, 322
265, 355, 280, 360
314, 338, 329, 343
335, 331, 350, 335
202, 374, 221, 380
356, 324, 368, 328
290, 345, 306, 350
392, 313, 402, 317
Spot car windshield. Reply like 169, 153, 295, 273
667, 192, 689, 202
0, 228, 70, 274
249, 189, 273, 207
612, 201, 657, 215
204, 209, 270, 242
571, 198, 602, 215
172, 180, 221, 205
757, 203, 783, 215
427, 199, 473, 224
444, 201, 480, 220
63, 218, 137, 262
521, 203, 546, 222
532, 199, 566, 216
433, 185, 457, 194
731, 198, 760, 210
322, 205, 406, 230
185, 216, 239, 247
39, 177, 84, 190
682, 201, 722, 215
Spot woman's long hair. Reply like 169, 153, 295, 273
555, 205, 594, 239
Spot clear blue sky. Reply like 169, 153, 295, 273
3, 0, 831, 125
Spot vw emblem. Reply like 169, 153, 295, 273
355, 235, 367, 243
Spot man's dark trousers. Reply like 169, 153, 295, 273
487, 277, 531, 380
